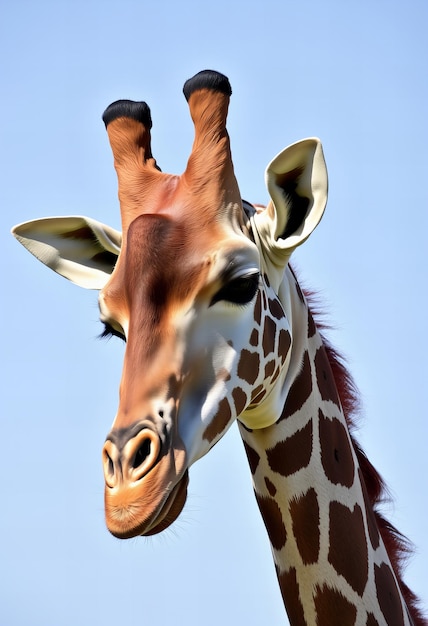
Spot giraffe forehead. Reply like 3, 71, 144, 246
124, 213, 199, 293
102, 212, 259, 318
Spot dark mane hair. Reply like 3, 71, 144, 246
304, 287, 426, 625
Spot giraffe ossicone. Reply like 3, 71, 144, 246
12, 70, 425, 625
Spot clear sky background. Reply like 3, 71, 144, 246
1, 1, 427, 624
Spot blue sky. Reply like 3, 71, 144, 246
1, 1, 427, 624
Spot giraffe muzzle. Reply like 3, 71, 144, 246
101, 422, 188, 538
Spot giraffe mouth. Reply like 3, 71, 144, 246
142, 470, 189, 536
104, 470, 189, 539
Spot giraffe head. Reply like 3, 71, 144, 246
12, 71, 327, 539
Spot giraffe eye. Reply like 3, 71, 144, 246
211, 272, 260, 306
99, 322, 126, 342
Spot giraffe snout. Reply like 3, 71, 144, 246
100, 420, 188, 539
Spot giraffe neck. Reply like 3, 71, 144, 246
238, 268, 412, 626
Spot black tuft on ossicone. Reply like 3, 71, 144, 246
183, 70, 232, 102
102, 100, 152, 129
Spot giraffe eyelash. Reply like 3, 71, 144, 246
98, 322, 126, 343
210, 272, 260, 307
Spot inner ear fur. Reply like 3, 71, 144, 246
252, 138, 328, 279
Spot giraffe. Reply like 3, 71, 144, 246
12, 70, 425, 625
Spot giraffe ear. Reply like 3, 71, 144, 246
12, 216, 122, 290
252, 138, 327, 282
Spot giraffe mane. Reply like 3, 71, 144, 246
302, 285, 426, 626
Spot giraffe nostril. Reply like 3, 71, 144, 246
132, 438, 152, 470
102, 443, 117, 488
104, 426, 162, 484
106, 452, 114, 477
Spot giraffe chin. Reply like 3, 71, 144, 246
142, 471, 189, 536
104, 470, 189, 539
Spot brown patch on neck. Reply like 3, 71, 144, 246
366, 614, 381, 626
313, 584, 357, 625
255, 493, 287, 551
328, 501, 369, 596
264, 476, 277, 497
374, 563, 405, 626
318, 409, 355, 488
279, 350, 312, 421
242, 440, 260, 474
289, 487, 320, 565
314, 345, 341, 408
358, 468, 380, 551
267, 420, 313, 477
277, 567, 306, 626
